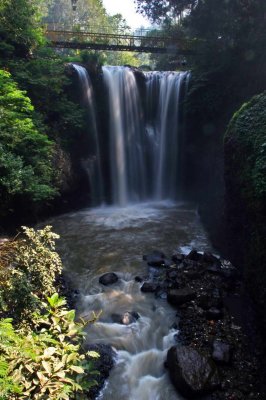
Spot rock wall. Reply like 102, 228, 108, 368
224, 92, 266, 329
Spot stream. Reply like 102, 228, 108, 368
46, 200, 213, 400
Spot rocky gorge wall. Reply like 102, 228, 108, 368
224, 92, 266, 330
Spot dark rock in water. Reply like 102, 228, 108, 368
155, 286, 168, 299
185, 249, 203, 262
167, 269, 179, 281
141, 282, 158, 293
143, 250, 166, 267
172, 252, 184, 263
203, 251, 221, 265
99, 272, 118, 286
197, 291, 223, 310
134, 276, 143, 283
167, 288, 196, 306
206, 307, 223, 320
167, 345, 220, 398
111, 311, 140, 325
212, 340, 231, 364
83, 343, 115, 398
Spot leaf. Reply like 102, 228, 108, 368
87, 350, 100, 358
36, 371, 48, 386
41, 360, 52, 374
69, 365, 84, 374
44, 347, 56, 357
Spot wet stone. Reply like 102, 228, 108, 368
172, 251, 185, 263
111, 311, 140, 325
140, 282, 158, 293
143, 250, 166, 267
212, 340, 231, 364
167, 288, 196, 306
99, 272, 118, 286
206, 307, 223, 320
167, 345, 220, 398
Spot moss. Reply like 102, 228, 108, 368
224, 92, 266, 329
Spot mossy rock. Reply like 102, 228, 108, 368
224, 92, 266, 329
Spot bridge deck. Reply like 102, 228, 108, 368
45, 30, 191, 54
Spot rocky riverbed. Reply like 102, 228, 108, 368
137, 249, 263, 399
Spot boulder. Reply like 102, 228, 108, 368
111, 311, 140, 325
202, 252, 221, 265
172, 252, 185, 263
143, 250, 166, 267
206, 307, 223, 320
167, 288, 196, 306
140, 282, 158, 293
99, 272, 118, 286
167, 345, 220, 398
212, 340, 231, 364
185, 249, 203, 262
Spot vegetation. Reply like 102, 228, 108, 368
0, 70, 57, 217
224, 92, 266, 328
0, 226, 99, 399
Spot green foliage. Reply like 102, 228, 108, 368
0, 0, 46, 58
0, 226, 62, 322
225, 92, 266, 203
0, 227, 100, 398
0, 297, 99, 399
0, 69, 57, 215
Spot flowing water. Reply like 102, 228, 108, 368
47, 201, 213, 400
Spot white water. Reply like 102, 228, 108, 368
46, 201, 213, 400
72, 64, 104, 204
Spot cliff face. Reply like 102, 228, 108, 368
224, 92, 266, 328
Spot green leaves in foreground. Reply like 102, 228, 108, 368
0, 295, 100, 400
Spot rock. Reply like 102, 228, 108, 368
134, 276, 143, 282
212, 340, 231, 364
167, 288, 196, 306
185, 249, 203, 262
172, 252, 184, 263
99, 272, 118, 286
140, 282, 158, 293
143, 250, 166, 267
202, 251, 221, 265
206, 307, 223, 320
197, 291, 223, 310
111, 311, 140, 325
166, 269, 179, 280
83, 343, 115, 398
155, 287, 167, 299
167, 345, 220, 398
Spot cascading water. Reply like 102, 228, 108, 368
72, 64, 104, 204
102, 67, 190, 205
145, 71, 190, 200
102, 66, 147, 206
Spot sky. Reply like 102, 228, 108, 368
102, 0, 150, 29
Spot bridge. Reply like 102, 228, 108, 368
45, 28, 191, 54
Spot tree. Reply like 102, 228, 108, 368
0, 69, 57, 215
0, 0, 46, 57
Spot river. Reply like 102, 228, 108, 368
46, 200, 213, 400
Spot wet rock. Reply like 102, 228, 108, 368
202, 251, 221, 265
134, 276, 143, 282
111, 311, 140, 325
83, 343, 115, 398
141, 282, 158, 293
197, 291, 223, 310
206, 307, 223, 320
167, 345, 220, 398
166, 269, 179, 280
172, 252, 184, 263
99, 272, 118, 286
185, 249, 203, 262
212, 340, 231, 364
167, 288, 196, 306
155, 286, 168, 299
143, 250, 166, 267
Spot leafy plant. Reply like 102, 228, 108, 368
0, 295, 99, 399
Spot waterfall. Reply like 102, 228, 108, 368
145, 71, 190, 200
72, 64, 104, 204
74, 65, 190, 206
102, 66, 147, 206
